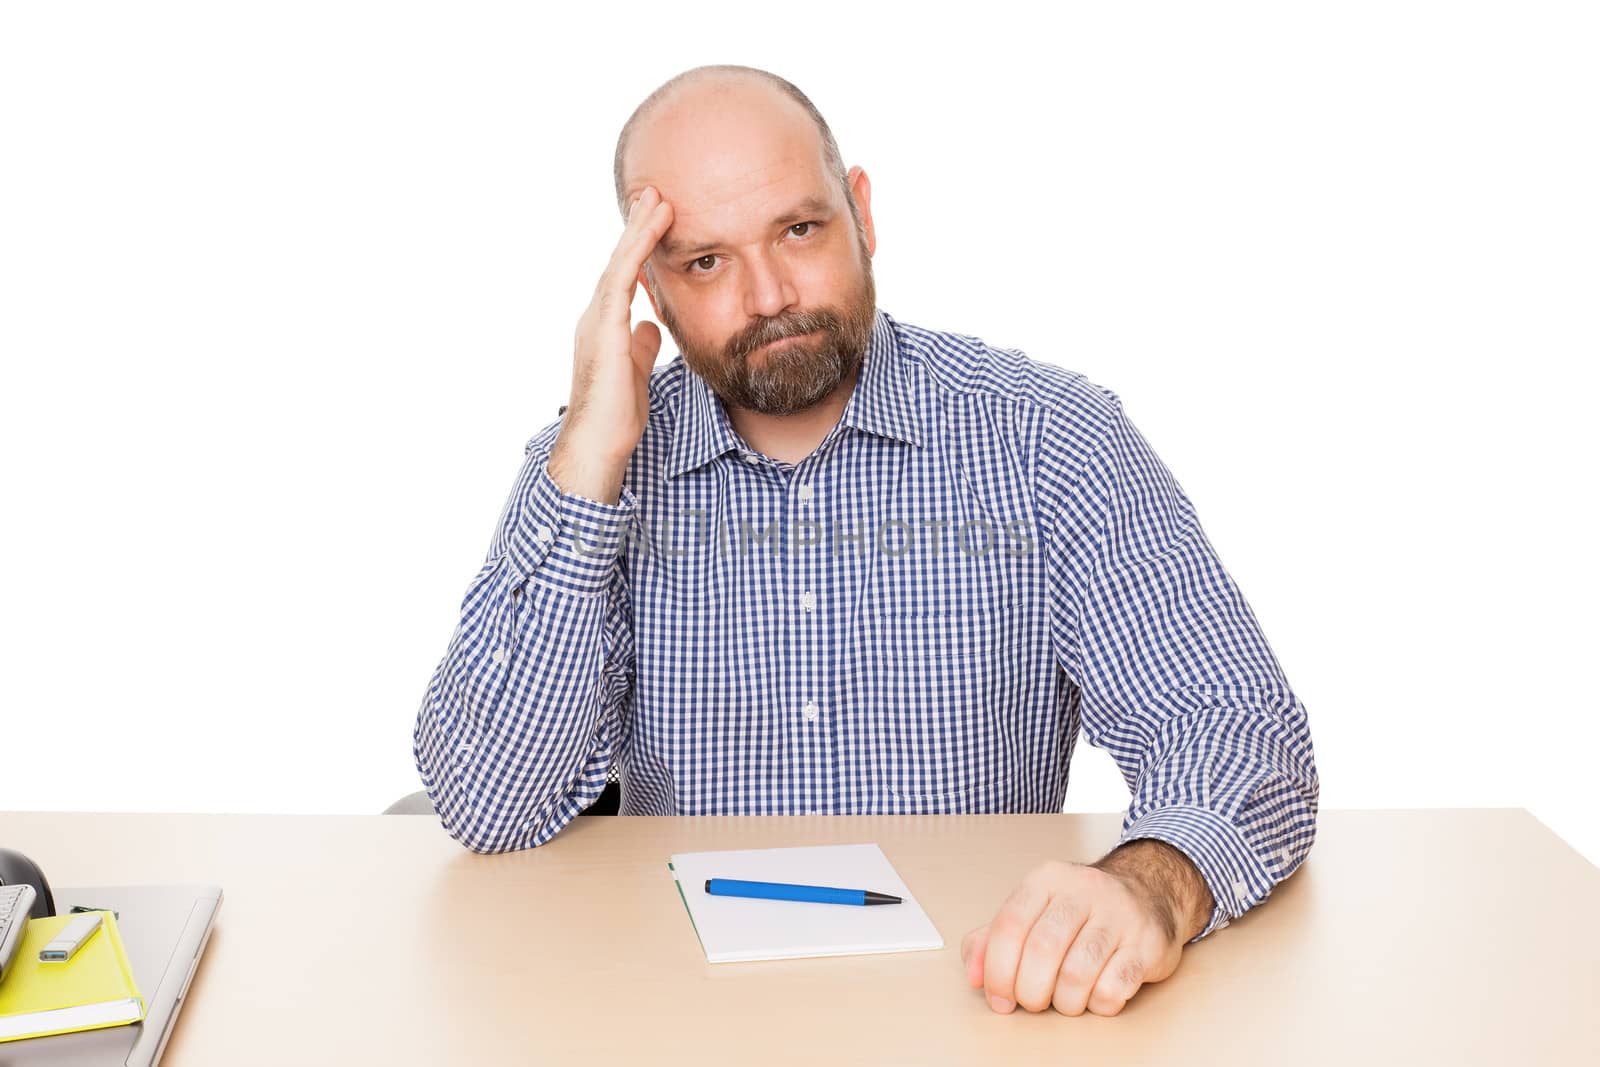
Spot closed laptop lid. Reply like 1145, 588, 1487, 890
0, 884, 221, 1067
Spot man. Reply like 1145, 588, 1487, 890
412, 63, 1319, 1019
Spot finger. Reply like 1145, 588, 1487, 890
1011, 895, 1089, 1013
1048, 920, 1122, 1017
594, 186, 672, 319
982, 880, 1051, 1013
1084, 944, 1147, 1017
628, 319, 662, 379
960, 924, 990, 988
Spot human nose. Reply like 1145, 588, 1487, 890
740, 245, 800, 321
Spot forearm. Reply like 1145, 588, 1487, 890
413, 566, 621, 852
1113, 697, 1320, 942
1043, 395, 1321, 941
413, 448, 637, 852
1091, 838, 1215, 946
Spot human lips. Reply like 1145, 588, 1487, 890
758, 330, 816, 350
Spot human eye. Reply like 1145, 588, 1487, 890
685, 222, 821, 275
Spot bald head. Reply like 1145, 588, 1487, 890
613, 65, 849, 222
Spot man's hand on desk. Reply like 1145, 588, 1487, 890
959, 839, 1214, 1017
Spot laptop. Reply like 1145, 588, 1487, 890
1, 883, 222, 1067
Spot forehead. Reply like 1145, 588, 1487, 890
625, 88, 835, 258
656, 188, 835, 260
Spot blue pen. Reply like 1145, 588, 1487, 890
704, 878, 902, 906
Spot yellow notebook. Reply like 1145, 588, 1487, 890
0, 911, 146, 1043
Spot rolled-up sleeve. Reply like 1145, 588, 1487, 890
1039, 387, 1320, 942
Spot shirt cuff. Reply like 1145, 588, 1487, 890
1117, 803, 1276, 943
504, 457, 637, 595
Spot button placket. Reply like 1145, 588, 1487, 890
792, 468, 833, 814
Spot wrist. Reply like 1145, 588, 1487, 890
547, 438, 630, 505
1092, 839, 1214, 945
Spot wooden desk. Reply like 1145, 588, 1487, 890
0, 809, 1595, 1064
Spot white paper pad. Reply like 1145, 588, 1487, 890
667, 842, 945, 964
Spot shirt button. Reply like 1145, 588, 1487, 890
798, 484, 814, 503
1231, 878, 1248, 900
802, 700, 818, 723
801, 591, 815, 612
490, 648, 508, 666
533, 524, 554, 545
742, 452, 761, 465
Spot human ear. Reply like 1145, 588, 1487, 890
846, 165, 876, 258
638, 265, 663, 320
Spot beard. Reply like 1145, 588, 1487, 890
653, 239, 878, 417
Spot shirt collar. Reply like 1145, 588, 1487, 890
665, 306, 922, 480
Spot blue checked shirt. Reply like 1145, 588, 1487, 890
413, 306, 1320, 942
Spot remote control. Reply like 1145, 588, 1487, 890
0, 882, 38, 984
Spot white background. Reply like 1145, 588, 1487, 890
2, 2, 1595, 868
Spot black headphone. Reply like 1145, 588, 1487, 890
0, 848, 56, 919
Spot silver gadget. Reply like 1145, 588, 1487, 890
0, 882, 39, 983
2, 883, 222, 1067
39, 911, 104, 963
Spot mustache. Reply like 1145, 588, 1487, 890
738, 317, 835, 357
